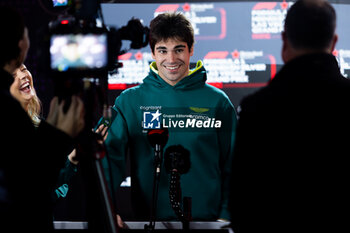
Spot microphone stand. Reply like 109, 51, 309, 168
164, 145, 192, 231
169, 170, 192, 230
145, 144, 163, 232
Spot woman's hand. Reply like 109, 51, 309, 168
47, 96, 85, 138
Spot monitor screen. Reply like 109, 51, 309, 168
52, 0, 69, 7
50, 33, 108, 72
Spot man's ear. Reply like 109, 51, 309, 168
281, 31, 290, 63
189, 46, 194, 57
281, 31, 287, 52
329, 34, 338, 53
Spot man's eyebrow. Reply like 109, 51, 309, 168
174, 45, 186, 49
156, 46, 167, 50
156, 45, 186, 50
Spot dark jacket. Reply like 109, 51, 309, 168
229, 53, 350, 233
0, 68, 73, 232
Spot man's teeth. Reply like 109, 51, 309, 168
166, 65, 179, 70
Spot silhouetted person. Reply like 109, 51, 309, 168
0, 6, 84, 233
229, 1, 349, 232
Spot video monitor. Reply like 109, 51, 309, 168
50, 33, 108, 72
52, 0, 69, 7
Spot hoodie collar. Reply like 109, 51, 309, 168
147, 60, 206, 89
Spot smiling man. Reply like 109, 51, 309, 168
152, 39, 193, 86
103, 12, 237, 225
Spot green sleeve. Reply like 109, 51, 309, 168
52, 158, 78, 201
218, 99, 237, 221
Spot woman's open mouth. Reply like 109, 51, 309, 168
19, 81, 31, 94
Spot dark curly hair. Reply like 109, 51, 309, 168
149, 12, 194, 54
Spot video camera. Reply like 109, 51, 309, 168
44, 0, 149, 77
39, 0, 149, 115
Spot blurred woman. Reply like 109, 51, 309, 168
10, 64, 41, 125
11, 63, 78, 201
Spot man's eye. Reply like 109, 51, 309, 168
175, 49, 184, 53
159, 50, 167, 54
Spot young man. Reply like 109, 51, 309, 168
229, 1, 350, 232
104, 12, 236, 223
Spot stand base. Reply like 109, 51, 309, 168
53, 221, 233, 233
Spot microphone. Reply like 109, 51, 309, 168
164, 145, 190, 174
164, 145, 191, 222
147, 128, 169, 176
147, 128, 169, 149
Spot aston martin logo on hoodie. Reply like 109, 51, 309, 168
189, 106, 210, 113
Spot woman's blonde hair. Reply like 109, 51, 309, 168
12, 64, 43, 126
27, 88, 42, 126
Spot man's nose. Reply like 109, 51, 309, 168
167, 51, 177, 62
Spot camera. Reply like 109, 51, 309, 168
38, 0, 149, 122
46, 0, 148, 78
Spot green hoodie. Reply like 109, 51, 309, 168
104, 60, 237, 221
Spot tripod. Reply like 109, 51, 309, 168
56, 74, 118, 233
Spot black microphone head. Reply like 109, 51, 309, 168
164, 145, 191, 174
147, 128, 169, 148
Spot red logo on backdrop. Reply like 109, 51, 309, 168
182, 3, 190, 11
251, 1, 289, 40
154, 4, 180, 12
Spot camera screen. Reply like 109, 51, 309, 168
50, 33, 108, 72
52, 0, 69, 7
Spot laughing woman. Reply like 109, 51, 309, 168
10, 63, 78, 201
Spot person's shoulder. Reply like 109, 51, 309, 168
203, 83, 230, 99
114, 83, 147, 107
0, 91, 35, 132
336, 75, 350, 88
203, 83, 234, 106
204, 83, 235, 101
330, 75, 350, 99
117, 83, 147, 98
239, 84, 273, 112
1, 90, 24, 114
